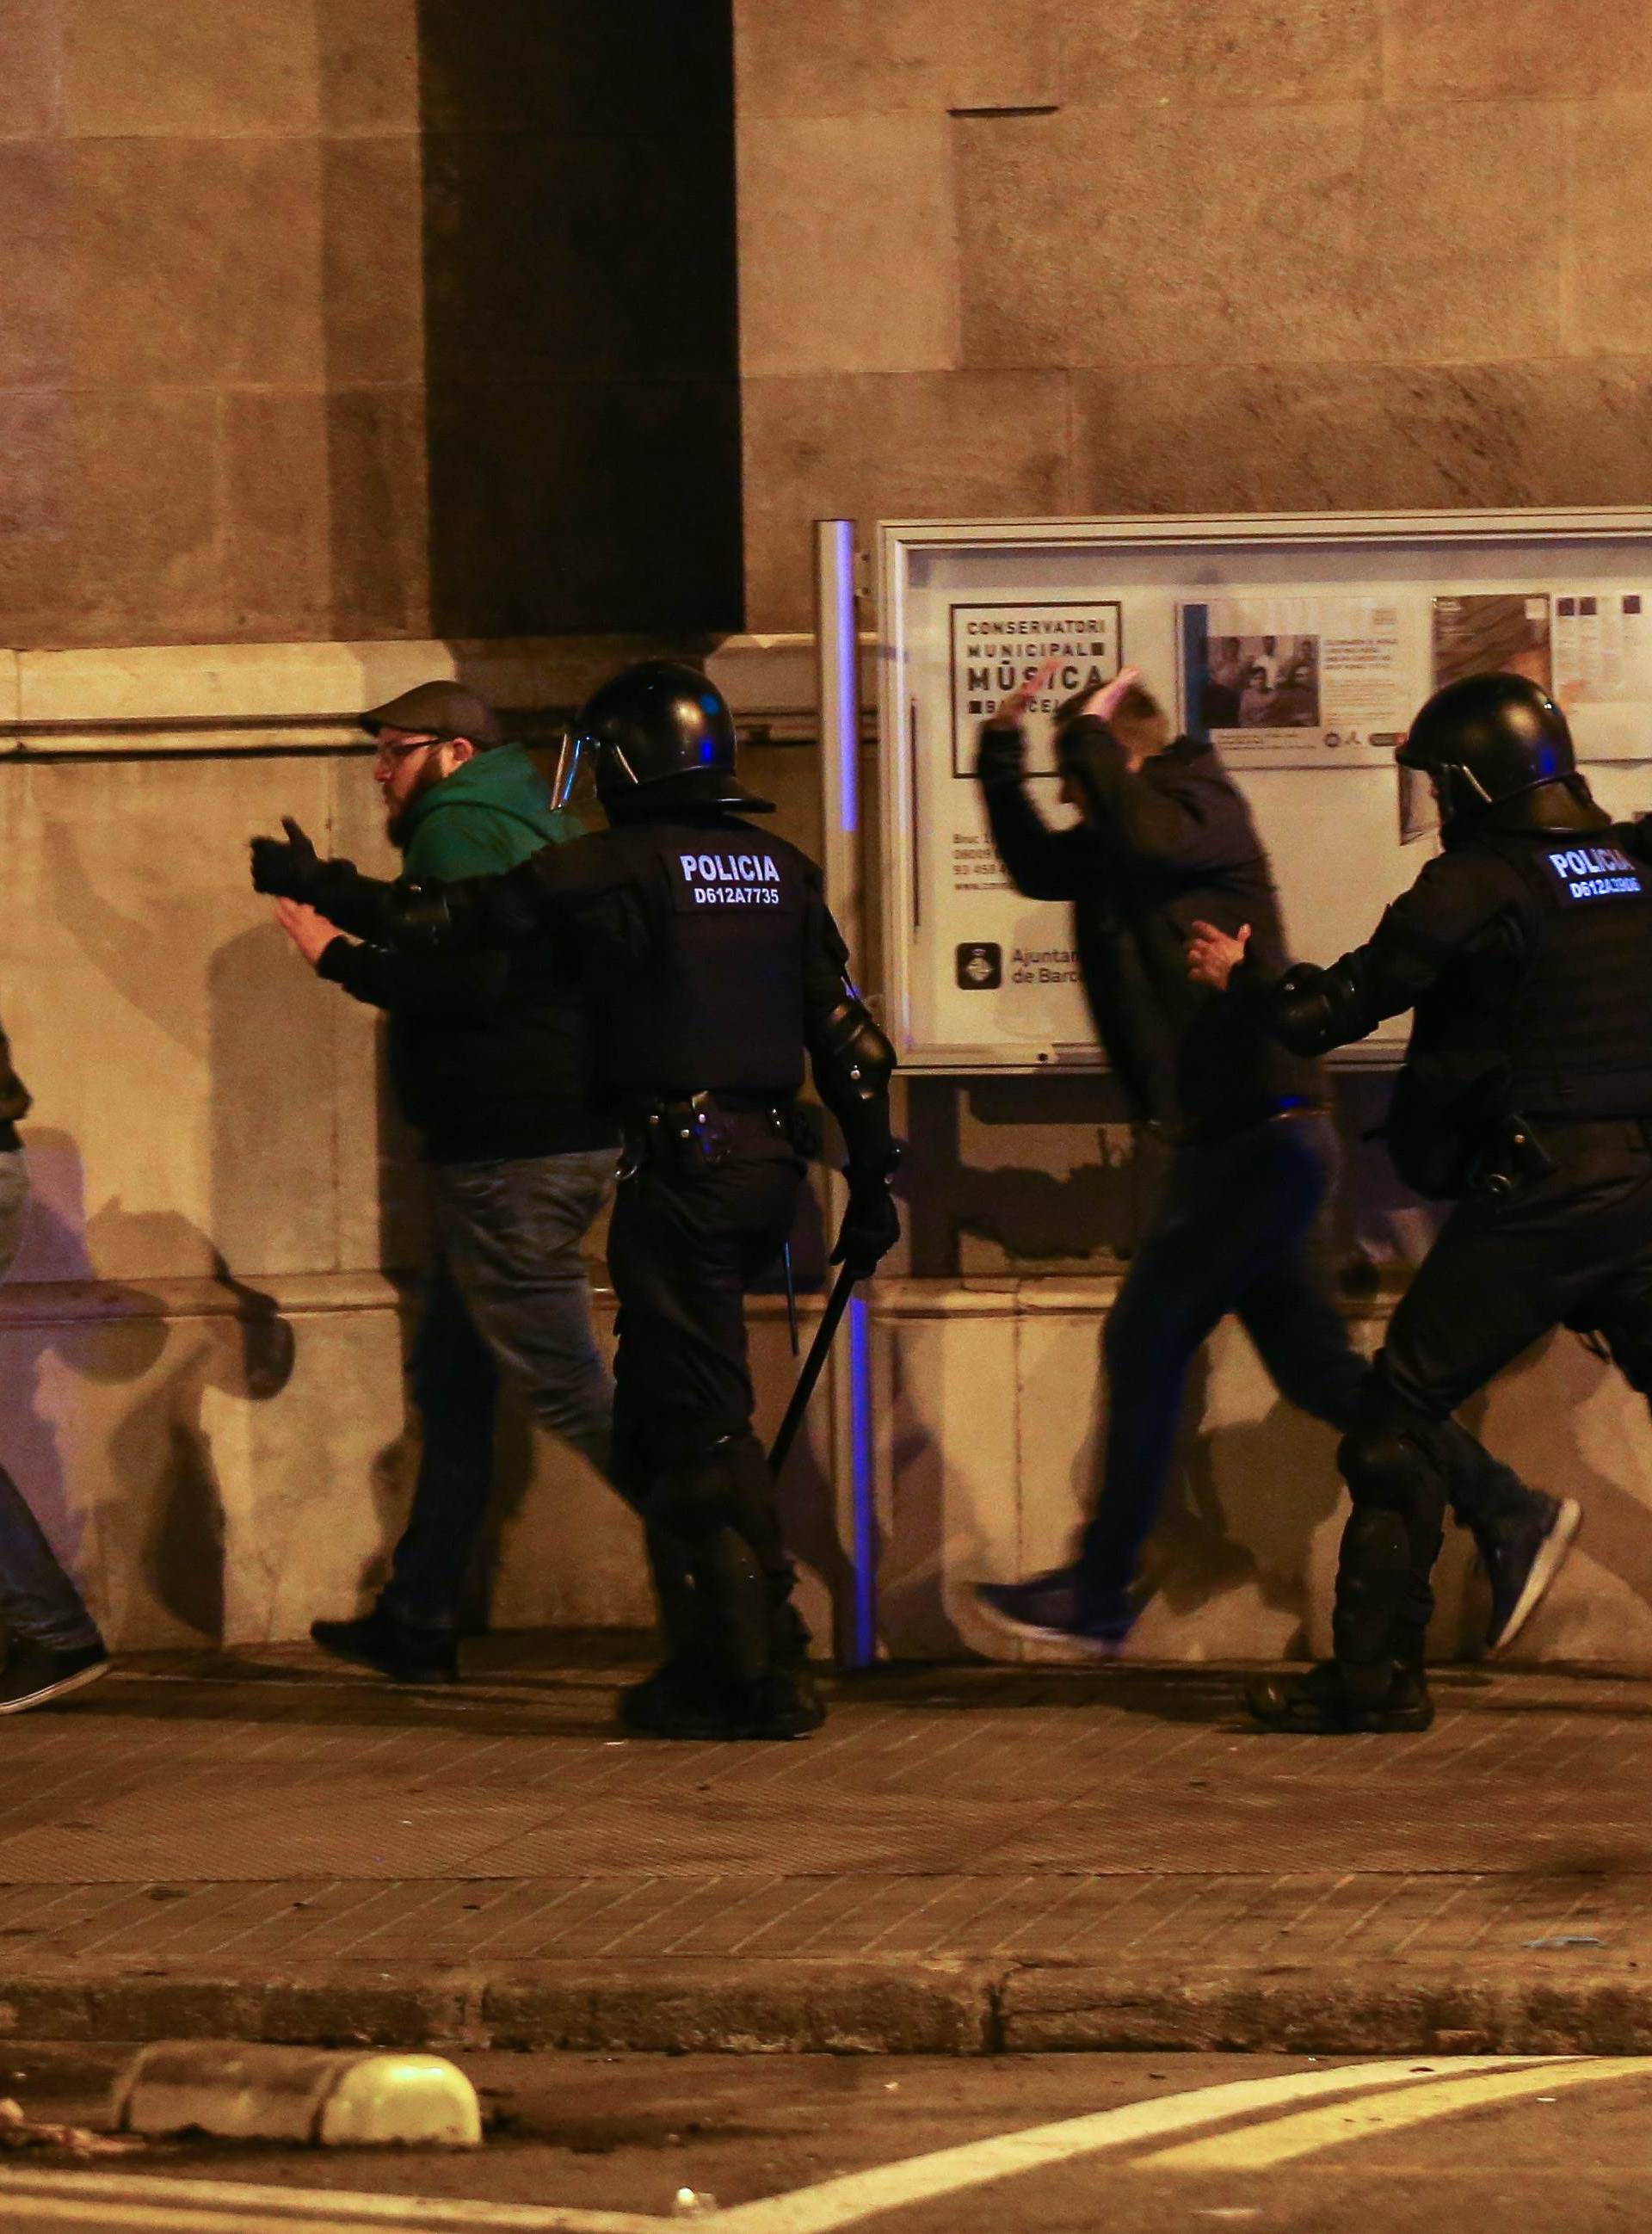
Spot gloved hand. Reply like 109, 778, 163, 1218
831, 1160, 901, 1276
975, 721, 1027, 787
250, 817, 329, 900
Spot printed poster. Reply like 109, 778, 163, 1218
1180, 596, 1413, 767
948, 600, 1122, 777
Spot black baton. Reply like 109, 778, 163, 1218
767, 1261, 860, 1479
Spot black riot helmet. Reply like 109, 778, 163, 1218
1397, 671, 1575, 832
560, 660, 774, 818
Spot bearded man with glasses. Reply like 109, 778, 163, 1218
271, 680, 620, 1682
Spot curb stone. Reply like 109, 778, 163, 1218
2, 1959, 1652, 2056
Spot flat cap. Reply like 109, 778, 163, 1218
359, 680, 503, 748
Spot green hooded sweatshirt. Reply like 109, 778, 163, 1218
396, 743, 582, 880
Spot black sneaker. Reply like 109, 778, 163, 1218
311, 1608, 458, 1684
1483, 1496, 1581, 1655
974, 1566, 1140, 1650
1246, 1659, 1434, 1736
0, 1638, 111, 1715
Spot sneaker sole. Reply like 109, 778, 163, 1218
0, 1657, 111, 1716
972, 1599, 1129, 1654
1491, 1497, 1583, 1657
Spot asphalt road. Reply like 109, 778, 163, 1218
2, 2046, 1650, 2231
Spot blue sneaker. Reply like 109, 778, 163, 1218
974, 1566, 1140, 1650
1483, 1495, 1582, 1655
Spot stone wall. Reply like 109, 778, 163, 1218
0, 0, 742, 650
734, 0, 1652, 626
0, 637, 845, 1654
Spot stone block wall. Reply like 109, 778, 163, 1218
734, 0, 1652, 626
0, 0, 743, 650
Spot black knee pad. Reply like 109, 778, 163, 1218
1336, 1426, 1432, 1516
648, 1455, 743, 1544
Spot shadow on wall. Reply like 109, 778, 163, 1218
409, 0, 744, 639
6, 1134, 294, 1650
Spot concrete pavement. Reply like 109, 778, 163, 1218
1, 1636, 1650, 2055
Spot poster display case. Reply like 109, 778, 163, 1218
877, 508, 1652, 1071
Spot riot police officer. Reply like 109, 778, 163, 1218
1193, 672, 1652, 1732
250, 661, 901, 1741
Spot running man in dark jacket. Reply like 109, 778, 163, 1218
973, 663, 1573, 1656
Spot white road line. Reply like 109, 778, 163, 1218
707, 2056, 1550, 2234
0, 2166, 669, 2234
0, 2054, 1600, 2234
1143, 2055, 1650, 2169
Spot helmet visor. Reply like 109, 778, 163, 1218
1399, 762, 1440, 846
545, 727, 607, 817
546, 727, 583, 811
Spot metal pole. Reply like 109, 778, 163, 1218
814, 518, 877, 1669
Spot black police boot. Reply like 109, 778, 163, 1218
619, 1665, 739, 1740
619, 1507, 774, 1741
1246, 1658, 1434, 1734
619, 1522, 729, 1737
311, 1606, 458, 1684
1482, 1495, 1582, 1654
737, 1599, 826, 1740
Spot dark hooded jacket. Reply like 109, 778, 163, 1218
978, 716, 1323, 1136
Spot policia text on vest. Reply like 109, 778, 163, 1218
675, 850, 786, 907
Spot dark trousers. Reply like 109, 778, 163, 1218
383, 1148, 617, 1630
606, 1147, 806, 1642
1351, 1120, 1652, 1657
1078, 1113, 1538, 1598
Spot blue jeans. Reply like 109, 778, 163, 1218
0, 1151, 102, 1652
1078, 1114, 1540, 1596
382, 1147, 619, 1630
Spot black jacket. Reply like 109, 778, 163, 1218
317, 748, 613, 1163
319, 934, 613, 1164
979, 718, 1322, 1135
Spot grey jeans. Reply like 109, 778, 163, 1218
382, 1146, 619, 1630
0, 1151, 102, 1652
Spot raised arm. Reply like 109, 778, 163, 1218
975, 657, 1087, 899
250, 817, 589, 951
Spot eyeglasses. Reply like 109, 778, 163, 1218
372, 734, 441, 768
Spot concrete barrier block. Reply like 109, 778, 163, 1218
112, 2040, 481, 2146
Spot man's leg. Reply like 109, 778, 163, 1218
313, 1252, 492, 1681
382, 1256, 500, 1628
0, 1150, 108, 1711
1236, 1230, 1569, 1649
433, 1149, 618, 1482
607, 1153, 812, 1737
1249, 1169, 1607, 1731
979, 1114, 1341, 1647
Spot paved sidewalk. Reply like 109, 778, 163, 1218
1, 1638, 1650, 2054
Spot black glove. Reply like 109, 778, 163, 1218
250, 817, 329, 901
975, 720, 1026, 787
831, 1158, 902, 1276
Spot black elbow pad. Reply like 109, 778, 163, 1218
813, 992, 896, 1107
1272, 959, 1369, 1056
386, 879, 459, 953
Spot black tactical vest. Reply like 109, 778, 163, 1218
577, 815, 812, 1102
1386, 825, 1652, 1195
1494, 828, 1652, 1119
